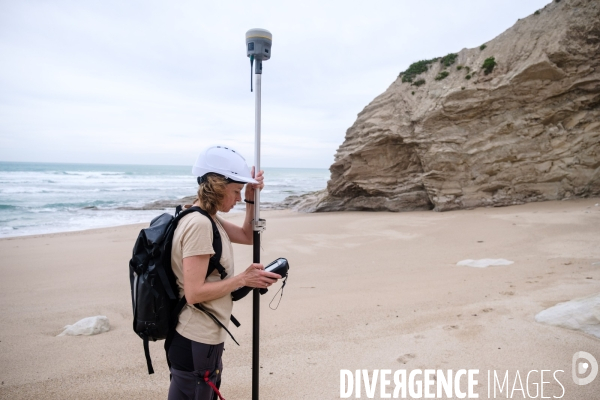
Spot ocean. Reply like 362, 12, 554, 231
0, 162, 329, 238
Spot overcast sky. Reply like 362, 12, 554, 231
0, 0, 550, 168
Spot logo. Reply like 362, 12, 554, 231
572, 351, 598, 386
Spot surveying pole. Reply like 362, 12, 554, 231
246, 28, 272, 400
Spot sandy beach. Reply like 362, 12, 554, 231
1, 198, 599, 399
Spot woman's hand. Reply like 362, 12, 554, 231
240, 263, 281, 288
244, 167, 264, 201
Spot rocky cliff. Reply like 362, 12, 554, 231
299, 0, 600, 212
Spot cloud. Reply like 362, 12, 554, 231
0, 0, 551, 168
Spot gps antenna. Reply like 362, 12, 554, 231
245, 28, 272, 400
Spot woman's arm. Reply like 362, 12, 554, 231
220, 168, 264, 245
218, 207, 253, 245
182, 254, 280, 304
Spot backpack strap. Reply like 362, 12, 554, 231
156, 263, 177, 300
164, 297, 239, 377
192, 302, 240, 346
143, 335, 154, 374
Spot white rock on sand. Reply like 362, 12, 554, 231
456, 258, 514, 268
57, 316, 110, 337
535, 293, 600, 339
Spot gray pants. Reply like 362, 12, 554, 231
168, 342, 224, 400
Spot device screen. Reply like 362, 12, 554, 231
266, 259, 283, 272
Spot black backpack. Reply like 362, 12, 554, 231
129, 205, 239, 374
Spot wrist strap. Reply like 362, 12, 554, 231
244, 199, 255, 204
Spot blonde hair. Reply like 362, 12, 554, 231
196, 173, 229, 215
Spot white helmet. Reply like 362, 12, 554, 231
192, 146, 258, 184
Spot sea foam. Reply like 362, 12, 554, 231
0, 162, 329, 237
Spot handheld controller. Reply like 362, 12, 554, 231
231, 258, 289, 301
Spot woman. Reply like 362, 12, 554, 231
168, 145, 281, 400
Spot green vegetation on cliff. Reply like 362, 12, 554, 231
400, 53, 457, 85
482, 57, 497, 75
440, 53, 458, 68
399, 58, 439, 83
435, 71, 449, 81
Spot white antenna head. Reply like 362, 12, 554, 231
246, 28, 272, 61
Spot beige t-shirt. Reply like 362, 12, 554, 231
171, 211, 234, 344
